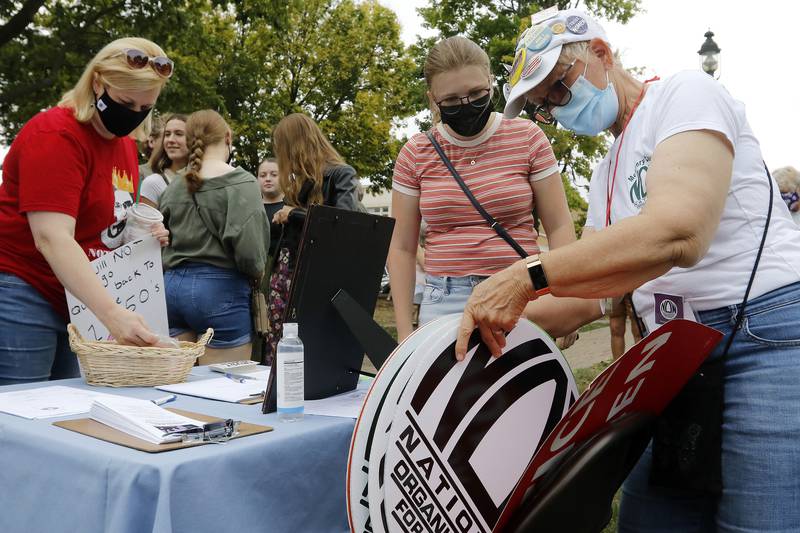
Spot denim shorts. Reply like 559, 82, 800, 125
165, 263, 252, 348
418, 274, 488, 326
619, 281, 800, 532
0, 272, 79, 385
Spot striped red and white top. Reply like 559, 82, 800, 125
393, 113, 559, 277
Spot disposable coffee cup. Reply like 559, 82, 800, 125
122, 203, 164, 244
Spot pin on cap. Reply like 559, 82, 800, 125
566, 15, 588, 35
521, 54, 542, 80
509, 48, 527, 87
551, 22, 566, 34
525, 25, 553, 52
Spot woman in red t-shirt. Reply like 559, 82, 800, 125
0, 37, 173, 384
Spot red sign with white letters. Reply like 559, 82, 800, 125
493, 319, 723, 531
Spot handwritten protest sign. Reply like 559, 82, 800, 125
65, 237, 169, 340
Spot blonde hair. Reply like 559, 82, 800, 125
58, 37, 170, 141
423, 36, 491, 123
558, 40, 623, 69
773, 166, 800, 194
147, 113, 188, 175
184, 110, 231, 194
272, 113, 344, 207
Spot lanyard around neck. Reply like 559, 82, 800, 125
605, 77, 660, 227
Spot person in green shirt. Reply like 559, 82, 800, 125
160, 110, 269, 364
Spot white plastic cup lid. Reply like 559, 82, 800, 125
129, 203, 164, 222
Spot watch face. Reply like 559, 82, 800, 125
528, 260, 548, 291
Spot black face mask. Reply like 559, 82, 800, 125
95, 90, 151, 137
438, 93, 492, 137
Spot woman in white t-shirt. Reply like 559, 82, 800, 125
139, 112, 188, 207
456, 8, 800, 532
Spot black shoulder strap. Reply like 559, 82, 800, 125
425, 131, 528, 258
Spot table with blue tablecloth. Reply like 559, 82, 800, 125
0, 368, 354, 533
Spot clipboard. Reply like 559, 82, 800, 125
53, 408, 273, 453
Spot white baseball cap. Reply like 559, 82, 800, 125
503, 7, 610, 119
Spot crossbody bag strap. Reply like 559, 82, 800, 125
425, 131, 528, 259
191, 192, 218, 239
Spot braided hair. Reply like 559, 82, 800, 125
184, 109, 231, 194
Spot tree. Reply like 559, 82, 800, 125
0, 0, 418, 185
0, 0, 47, 48
415, 0, 642, 232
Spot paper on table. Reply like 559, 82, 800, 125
91, 397, 205, 444
156, 370, 270, 403
304, 380, 371, 419
0, 385, 127, 419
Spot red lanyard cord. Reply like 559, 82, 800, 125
605, 76, 660, 227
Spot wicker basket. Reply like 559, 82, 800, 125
68, 324, 214, 387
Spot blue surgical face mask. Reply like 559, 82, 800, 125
551, 61, 619, 136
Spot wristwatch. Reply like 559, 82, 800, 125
526, 256, 551, 297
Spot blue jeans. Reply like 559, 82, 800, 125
0, 273, 79, 385
165, 263, 252, 348
619, 281, 800, 532
418, 274, 488, 326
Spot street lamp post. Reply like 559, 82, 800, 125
698, 30, 721, 78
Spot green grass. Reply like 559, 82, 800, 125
579, 319, 610, 333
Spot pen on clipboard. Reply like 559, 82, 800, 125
151, 394, 177, 406
224, 373, 258, 383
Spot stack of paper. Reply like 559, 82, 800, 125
90, 397, 206, 444
157, 370, 269, 403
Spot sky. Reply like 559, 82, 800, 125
380, 0, 800, 170
2, 1, 796, 175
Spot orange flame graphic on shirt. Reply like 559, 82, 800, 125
111, 167, 134, 193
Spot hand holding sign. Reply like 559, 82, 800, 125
66, 237, 169, 344
101, 305, 160, 346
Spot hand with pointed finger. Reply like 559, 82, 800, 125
455, 259, 536, 360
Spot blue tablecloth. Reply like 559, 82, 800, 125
0, 368, 354, 533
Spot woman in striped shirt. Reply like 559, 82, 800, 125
388, 36, 576, 341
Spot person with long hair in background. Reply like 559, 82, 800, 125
138, 115, 163, 178
160, 110, 268, 364
139, 112, 188, 207
0, 37, 172, 384
265, 112, 361, 364
257, 157, 285, 261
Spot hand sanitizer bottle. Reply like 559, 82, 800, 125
277, 323, 304, 422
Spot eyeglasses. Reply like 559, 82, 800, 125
526, 59, 578, 125
436, 88, 491, 115
113, 48, 174, 78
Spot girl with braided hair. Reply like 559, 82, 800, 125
159, 109, 269, 364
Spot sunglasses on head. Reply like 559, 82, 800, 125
113, 48, 174, 78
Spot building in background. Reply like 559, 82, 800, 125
362, 187, 391, 217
